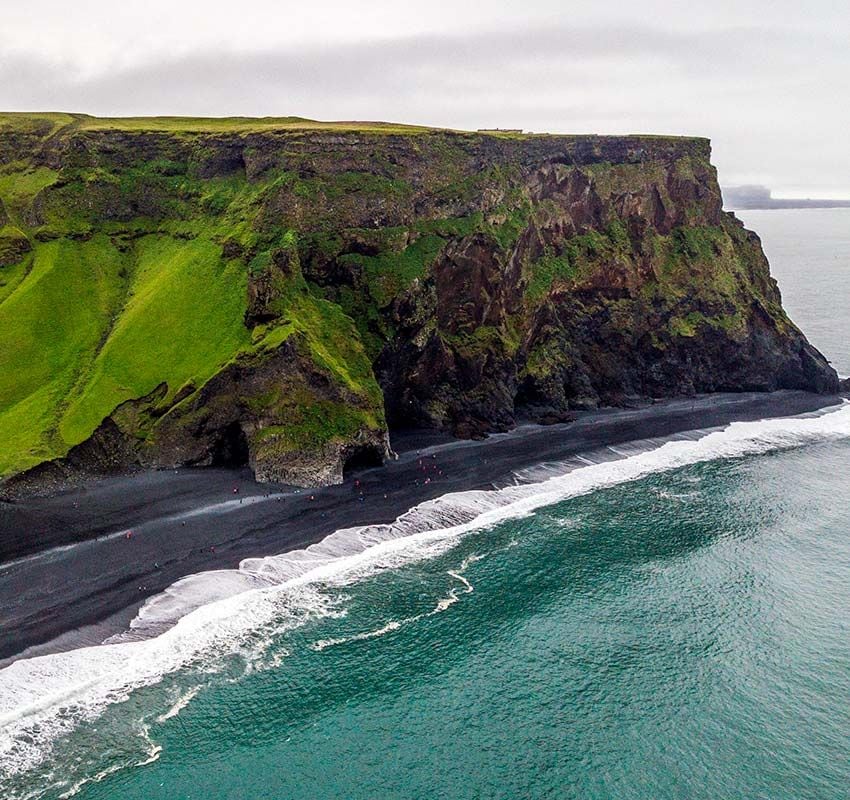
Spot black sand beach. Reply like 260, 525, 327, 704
0, 390, 842, 664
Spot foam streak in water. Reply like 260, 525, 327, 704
311, 559, 478, 651
1, 403, 848, 797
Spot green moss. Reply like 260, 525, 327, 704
669, 309, 748, 340
606, 219, 631, 251
488, 205, 531, 250
0, 224, 31, 265
320, 172, 411, 199
252, 400, 380, 453
0, 167, 59, 222
445, 323, 521, 360
668, 313, 700, 338
413, 214, 482, 238
671, 226, 723, 262
523, 337, 575, 381
525, 254, 576, 299
579, 161, 669, 200
365, 234, 444, 305
308, 230, 448, 360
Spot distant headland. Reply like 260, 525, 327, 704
723, 184, 850, 210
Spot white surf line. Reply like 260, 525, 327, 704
0, 491, 292, 574
58, 761, 127, 800
1, 403, 848, 794
81, 401, 850, 647
510, 429, 719, 485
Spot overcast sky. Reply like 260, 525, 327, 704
2, 0, 848, 197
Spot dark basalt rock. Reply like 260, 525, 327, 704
366, 159, 837, 437
0, 418, 140, 500
0, 228, 31, 266
0, 197, 32, 266
0, 119, 839, 492
245, 247, 297, 327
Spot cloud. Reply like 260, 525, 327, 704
1, 23, 848, 194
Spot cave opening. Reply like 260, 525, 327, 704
513, 377, 546, 417
342, 445, 384, 479
210, 422, 250, 467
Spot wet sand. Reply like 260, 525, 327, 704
0, 390, 841, 664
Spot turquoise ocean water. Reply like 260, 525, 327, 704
0, 210, 848, 799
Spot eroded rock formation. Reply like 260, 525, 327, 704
0, 115, 838, 492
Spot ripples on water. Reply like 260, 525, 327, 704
1, 405, 849, 799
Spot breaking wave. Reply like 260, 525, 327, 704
1, 402, 848, 797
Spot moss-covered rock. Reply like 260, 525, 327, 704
149, 333, 390, 486
0, 114, 837, 492
0, 224, 31, 266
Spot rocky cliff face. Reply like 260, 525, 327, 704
0, 114, 838, 492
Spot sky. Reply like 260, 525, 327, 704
1, 0, 848, 197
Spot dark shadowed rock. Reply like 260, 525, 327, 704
0, 118, 838, 493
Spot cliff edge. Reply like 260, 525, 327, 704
0, 114, 838, 493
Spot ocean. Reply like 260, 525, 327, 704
1, 209, 849, 799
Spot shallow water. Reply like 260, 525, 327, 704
1, 210, 849, 799
0, 404, 848, 799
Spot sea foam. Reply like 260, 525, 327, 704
1, 402, 849, 796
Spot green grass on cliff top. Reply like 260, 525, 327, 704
0, 112, 708, 142
0, 113, 436, 136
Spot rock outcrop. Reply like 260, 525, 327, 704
150, 335, 392, 485
0, 114, 838, 492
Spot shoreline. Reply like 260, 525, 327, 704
0, 390, 842, 665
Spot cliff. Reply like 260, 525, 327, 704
0, 113, 838, 492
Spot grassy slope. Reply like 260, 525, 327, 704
0, 119, 273, 474
59, 234, 252, 446
0, 232, 253, 474
0, 121, 391, 476
0, 136, 251, 472
0, 237, 122, 469
0, 114, 726, 478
